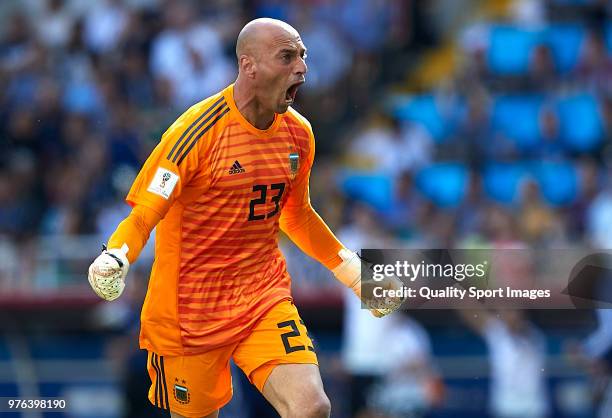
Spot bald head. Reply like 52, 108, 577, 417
233, 18, 307, 119
236, 18, 300, 60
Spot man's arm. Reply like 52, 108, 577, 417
279, 177, 404, 317
279, 199, 344, 271
279, 125, 403, 316
107, 204, 161, 264
88, 205, 160, 301
88, 95, 223, 301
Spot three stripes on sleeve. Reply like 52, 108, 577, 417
167, 96, 230, 166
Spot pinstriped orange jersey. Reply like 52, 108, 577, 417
127, 84, 315, 355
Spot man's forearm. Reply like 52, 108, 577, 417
279, 203, 343, 270
107, 204, 161, 264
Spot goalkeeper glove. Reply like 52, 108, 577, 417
88, 244, 130, 301
332, 249, 405, 317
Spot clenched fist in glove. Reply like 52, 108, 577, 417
88, 245, 130, 301
332, 249, 405, 317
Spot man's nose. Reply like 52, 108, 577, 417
295, 58, 307, 76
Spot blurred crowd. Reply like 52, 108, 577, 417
333, 0, 612, 254
0, 0, 609, 289
0, 1, 611, 417
0, 0, 423, 287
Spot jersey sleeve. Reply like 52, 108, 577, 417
283, 118, 316, 210
107, 204, 161, 263
126, 102, 218, 217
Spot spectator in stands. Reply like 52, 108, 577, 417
292, 5, 352, 94
385, 170, 427, 240
461, 309, 550, 418
518, 180, 565, 245
365, 312, 444, 418
336, 0, 394, 54
576, 29, 612, 95
117, 44, 156, 108
576, 308, 612, 418
419, 210, 458, 249
566, 273, 612, 418
58, 18, 96, 91
528, 44, 557, 92
348, 111, 433, 177
338, 203, 399, 417
567, 158, 600, 240
0, 11, 45, 108
33, 77, 66, 164
586, 173, 612, 248
149, 0, 234, 107
35, 0, 75, 50
456, 170, 488, 241
450, 86, 493, 169
83, 0, 129, 54
347, 111, 400, 173
458, 21, 491, 83
535, 107, 564, 160
0, 0, 611, 414
510, 0, 547, 28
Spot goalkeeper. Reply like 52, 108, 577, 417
88, 18, 403, 418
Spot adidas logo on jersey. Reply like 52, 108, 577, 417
229, 160, 246, 174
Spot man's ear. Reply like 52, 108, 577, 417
239, 55, 256, 78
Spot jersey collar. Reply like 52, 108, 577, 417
224, 83, 283, 138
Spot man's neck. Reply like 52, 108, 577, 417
233, 78, 275, 130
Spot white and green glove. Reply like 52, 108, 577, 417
88, 244, 130, 301
332, 249, 405, 317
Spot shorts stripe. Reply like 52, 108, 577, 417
153, 354, 167, 409
166, 96, 225, 161
150, 353, 159, 407
159, 356, 170, 409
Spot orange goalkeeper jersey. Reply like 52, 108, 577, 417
128, 84, 315, 355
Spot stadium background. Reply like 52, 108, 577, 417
0, 0, 611, 417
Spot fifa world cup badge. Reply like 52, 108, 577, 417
161, 172, 171, 188
289, 152, 299, 180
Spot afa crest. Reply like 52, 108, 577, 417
173, 380, 190, 404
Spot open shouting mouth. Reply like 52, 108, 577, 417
285, 79, 305, 104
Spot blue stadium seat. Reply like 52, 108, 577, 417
557, 94, 604, 152
487, 26, 539, 75
491, 95, 544, 151
415, 163, 468, 208
483, 163, 528, 204
544, 24, 586, 74
394, 94, 449, 142
530, 161, 579, 206
63, 82, 103, 115
339, 171, 394, 212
